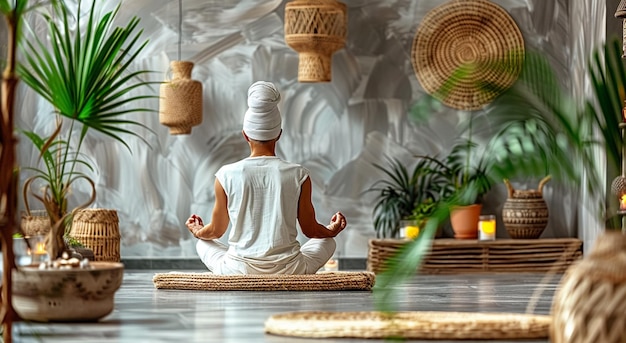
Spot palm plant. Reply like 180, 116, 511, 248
370, 132, 494, 239
374, 39, 621, 310
370, 156, 454, 238
21, 127, 96, 251
17, 0, 156, 260
444, 133, 493, 206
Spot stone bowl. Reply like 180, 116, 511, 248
12, 261, 124, 322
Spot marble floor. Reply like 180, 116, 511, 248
13, 269, 562, 343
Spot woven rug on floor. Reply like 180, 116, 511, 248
264, 311, 552, 340
152, 271, 375, 291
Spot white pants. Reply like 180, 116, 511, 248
196, 238, 336, 275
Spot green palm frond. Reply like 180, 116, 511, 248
17, 0, 157, 151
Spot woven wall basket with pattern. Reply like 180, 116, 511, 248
412, 0, 525, 110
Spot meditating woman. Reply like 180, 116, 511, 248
185, 81, 347, 275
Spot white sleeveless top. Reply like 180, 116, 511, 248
214, 156, 309, 274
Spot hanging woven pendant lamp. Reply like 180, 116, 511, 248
615, 0, 626, 57
159, 60, 203, 135
159, 0, 203, 135
284, 0, 347, 83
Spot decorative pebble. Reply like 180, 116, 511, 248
34, 250, 94, 270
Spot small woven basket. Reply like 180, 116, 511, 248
69, 208, 120, 262
20, 209, 51, 237
20, 177, 51, 237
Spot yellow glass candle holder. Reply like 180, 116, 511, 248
479, 215, 496, 241
399, 220, 420, 240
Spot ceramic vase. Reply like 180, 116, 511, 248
502, 176, 550, 239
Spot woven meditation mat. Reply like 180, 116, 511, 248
153, 271, 375, 291
265, 311, 552, 339
412, 0, 525, 110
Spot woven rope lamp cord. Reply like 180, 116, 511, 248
412, 0, 525, 110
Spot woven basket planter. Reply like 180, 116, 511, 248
159, 60, 203, 135
551, 231, 626, 343
284, 0, 347, 82
69, 208, 121, 262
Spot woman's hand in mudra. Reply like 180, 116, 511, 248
185, 214, 204, 238
327, 212, 347, 236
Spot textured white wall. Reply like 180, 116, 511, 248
12, 0, 607, 258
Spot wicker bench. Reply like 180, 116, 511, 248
367, 238, 583, 274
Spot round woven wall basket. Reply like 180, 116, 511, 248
412, 0, 525, 110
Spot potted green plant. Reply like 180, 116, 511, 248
370, 156, 453, 239
441, 132, 493, 239
7, 0, 156, 323
17, 0, 154, 261
374, 38, 626, 342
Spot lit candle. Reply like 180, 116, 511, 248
324, 258, 338, 271
620, 194, 626, 211
27, 235, 48, 264
35, 242, 46, 255
479, 215, 496, 241
399, 220, 420, 240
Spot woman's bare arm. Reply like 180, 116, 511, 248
297, 177, 346, 238
185, 178, 230, 240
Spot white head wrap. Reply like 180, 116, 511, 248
242, 81, 282, 141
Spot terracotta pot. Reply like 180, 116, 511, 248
450, 204, 482, 239
551, 231, 626, 342
12, 262, 124, 322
